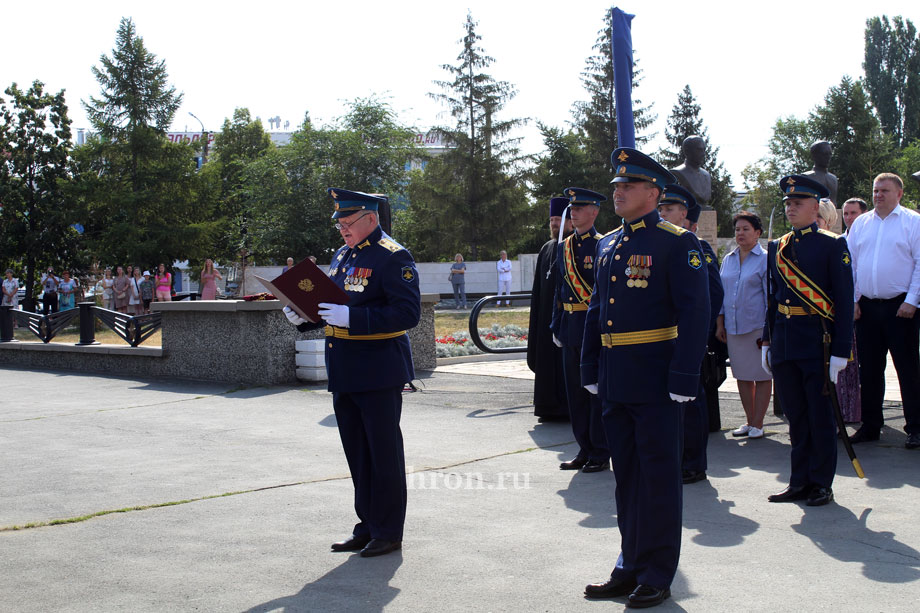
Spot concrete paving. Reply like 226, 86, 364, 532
1, 363, 918, 612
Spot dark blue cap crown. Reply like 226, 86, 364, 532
327, 188, 385, 219
780, 175, 829, 201
611, 147, 675, 186
549, 197, 569, 217
563, 187, 606, 206
661, 183, 701, 222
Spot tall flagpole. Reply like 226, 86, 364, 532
610, 7, 636, 149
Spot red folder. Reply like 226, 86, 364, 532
255, 258, 348, 323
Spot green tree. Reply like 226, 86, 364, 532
657, 84, 735, 235
658, 85, 703, 169
809, 76, 894, 201
202, 107, 273, 264
76, 17, 216, 269
739, 161, 786, 238
891, 139, 920, 207
571, 9, 655, 232
519, 123, 592, 252
401, 12, 529, 260
863, 15, 920, 147
0, 81, 87, 310
245, 98, 419, 263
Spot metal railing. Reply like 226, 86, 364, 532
1, 302, 162, 346
467, 293, 531, 354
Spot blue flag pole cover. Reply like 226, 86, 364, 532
610, 7, 636, 148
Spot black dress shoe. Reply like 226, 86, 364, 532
905, 433, 920, 449
767, 484, 812, 503
626, 585, 671, 608
560, 457, 588, 470
584, 575, 637, 599
359, 538, 401, 558
331, 534, 371, 552
582, 459, 610, 473
806, 486, 834, 506
682, 470, 707, 484
849, 427, 880, 444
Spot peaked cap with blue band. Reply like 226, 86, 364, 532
661, 183, 702, 223
610, 147, 675, 187
550, 197, 569, 217
563, 187, 607, 206
327, 188, 386, 219
780, 174, 829, 201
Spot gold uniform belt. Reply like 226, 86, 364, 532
777, 304, 812, 316
563, 303, 589, 312
325, 326, 407, 340
601, 325, 678, 348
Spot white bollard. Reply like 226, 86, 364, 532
295, 339, 327, 382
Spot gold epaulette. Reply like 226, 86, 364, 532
378, 237, 402, 253
602, 225, 623, 238
657, 220, 687, 236
817, 228, 838, 237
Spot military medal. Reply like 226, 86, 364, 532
583, 255, 593, 270
345, 267, 356, 291
362, 268, 371, 287
627, 256, 652, 288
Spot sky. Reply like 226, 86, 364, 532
3, 0, 918, 187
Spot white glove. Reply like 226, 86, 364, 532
670, 393, 694, 403
829, 356, 847, 384
552, 335, 562, 348
761, 345, 772, 374
318, 302, 349, 327
584, 383, 599, 395
283, 305, 305, 326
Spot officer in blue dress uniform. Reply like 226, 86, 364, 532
551, 188, 610, 472
582, 149, 710, 608
284, 188, 421, 557
657, 184, 724, 484
763, 175, 853, 507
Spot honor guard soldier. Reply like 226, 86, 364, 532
762, 175, 853, 507
551, 188, 610, 473
658, 184, 724, 484
582, 149, 710, 608
283, 188, 421, 557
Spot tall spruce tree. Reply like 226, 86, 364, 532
572, 9, 655, 232
401, 12, 529, 260
863, 15, 920, 147
77, 17, 216, 268
0, 81, 87, 310
658, 84, 735, 235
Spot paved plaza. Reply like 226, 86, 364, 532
1, 362, 918, 612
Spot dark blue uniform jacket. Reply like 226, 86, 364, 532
298, 225, 420, 393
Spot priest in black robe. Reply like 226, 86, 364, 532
528, 197, 572, 421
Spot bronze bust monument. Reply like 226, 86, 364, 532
670, 135, 712, 205
804, 140, 838, 205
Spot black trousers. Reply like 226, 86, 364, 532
773, 359, 837, 488
562, 343, 609, 461
42, 292, 58, 314
856, 296, 920, 435
332, 387, 407, 542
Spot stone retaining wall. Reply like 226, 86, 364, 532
0, 295, 438, 385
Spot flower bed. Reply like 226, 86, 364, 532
435, 323, 528, 358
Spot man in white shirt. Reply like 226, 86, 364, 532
846, 173, 920, 450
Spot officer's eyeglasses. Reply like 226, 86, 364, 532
334, 212, 371, 231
